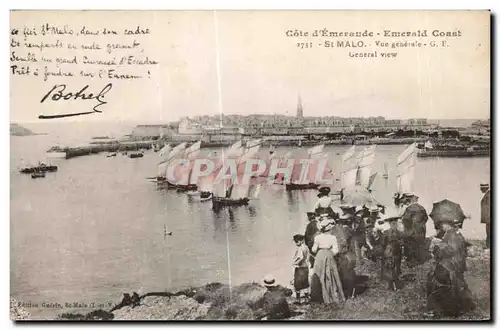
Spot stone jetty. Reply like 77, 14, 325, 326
64, 141, 155, 159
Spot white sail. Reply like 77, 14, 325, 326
213, 181, 229, 198
230, 183, 250, 199
341, 145, 356, 162
198, 173, 215, 192
226, 140, 244, 158
396, 143, 417, 193
238, 139, 261, 164
341, 166, 358, 190
248, 183, 261, 199
424, 140, 433, 149
157, 162, 168, 178
356, 145, 376, 188
397, 143, 417, 167
158, 144, 171, 159
397, 165, 415, 194
162, 142, 187, 164
230, 140, 242, 150
177, 161, 193, 185
308, 144, 324, 158
185, 141, 202, 161
367, 172, 378, 190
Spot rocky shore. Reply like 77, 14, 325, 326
40, 240, 490, 321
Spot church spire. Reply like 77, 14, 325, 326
296, 94, 303, 118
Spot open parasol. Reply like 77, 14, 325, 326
429, 199, 466, 226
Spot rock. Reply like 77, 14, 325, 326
113, 295, 210, 320
10, 298, 30, 320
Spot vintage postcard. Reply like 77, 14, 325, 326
10, 10, 490, 321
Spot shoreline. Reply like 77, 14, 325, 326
51, 137, 464, 160
12, 240, 489, 321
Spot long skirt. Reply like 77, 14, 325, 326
310, 249, 345, 304
426, 262, 475, 317
294, 267, 309, 291
336, 252, 357, 298
382, 242, 402, 286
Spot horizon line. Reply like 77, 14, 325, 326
11, 116, 490, 125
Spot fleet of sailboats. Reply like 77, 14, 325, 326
148, 139, 419, 211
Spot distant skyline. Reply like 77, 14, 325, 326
10, 11, 490, 123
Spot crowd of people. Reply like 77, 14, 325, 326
258, 182, 491, 320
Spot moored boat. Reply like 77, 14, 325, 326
128, 152, 144, 159
284, 143, 326, 191
212, 196, 249, 208
417, 148, 489, 158
20, 163, 58, 174
31, 172, 46, 179
285, 183, 320, 191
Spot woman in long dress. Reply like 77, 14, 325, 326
426, 219, 475, 317
310, 220, 346, 305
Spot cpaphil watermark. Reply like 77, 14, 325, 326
164, 156, 335, 186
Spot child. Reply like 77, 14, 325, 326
382, 217, 403, 291
292, 234, 310, 304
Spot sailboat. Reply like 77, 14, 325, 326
355, 145, 377, 189
285, 143, 324, 191
154, 142, 186, 188
212, 140, 262, 208
395, 143, 417, 207
382, 162, 389, 179
172, 141, 202, 192
339, 145, 357, 192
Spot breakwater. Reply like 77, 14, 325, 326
63, 137, 428, 160
65, 141, 155, 159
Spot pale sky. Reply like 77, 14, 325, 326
10, 10, 490, 123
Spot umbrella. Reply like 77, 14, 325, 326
341, 185, 380, 206
429, 199, 466, 225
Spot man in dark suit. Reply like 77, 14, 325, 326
401, 193, 429, 265
480, 183, 490, 249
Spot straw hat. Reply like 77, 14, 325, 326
402, 192, 417, 199
480, 182, 489, 189
263, 274, 277, 287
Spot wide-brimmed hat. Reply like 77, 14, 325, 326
337, 213, 353, 224
439, 218, 462, 226
340, 204, 356, 214
263, 274, 277, 287
318, 186, 331, 194
402, 192, 419, 200
319, 218, 335, 231
381, 208, 401, 223
480, 182, 490, 189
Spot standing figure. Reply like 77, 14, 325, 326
313, 187, 338, 218
292, 234, 310, 304
480, 182, 490, 249
304, 213, 320, 268
352, 207, 367, 266
401, 193, 428, 266
381, 217, 403, 291
330, 213, 357, 299
310, 220, 345, 305
426, 219, 475, 317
